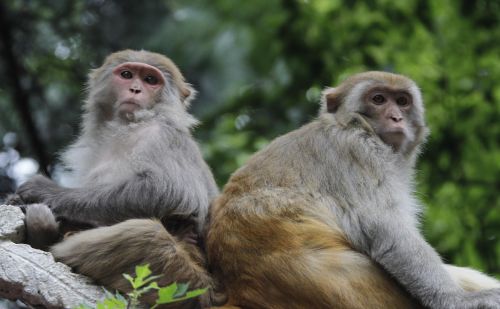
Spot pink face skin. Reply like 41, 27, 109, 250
361, 87, 414, 151
111, 62, 166, 120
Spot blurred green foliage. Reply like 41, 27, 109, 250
0, 0, 499, 275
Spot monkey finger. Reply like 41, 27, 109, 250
16, 177, 55, 204
3, 193, 26, 206
183, 231, 199, 245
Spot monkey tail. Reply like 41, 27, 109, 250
25, 203, 60, 250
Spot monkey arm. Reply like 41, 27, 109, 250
352, 211, 500, 308
16, 174, 198, 226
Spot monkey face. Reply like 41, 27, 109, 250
360, 87, 416, 152
111, 62, 166, 121
323, 71, 425, 154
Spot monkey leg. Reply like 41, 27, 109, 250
208, 193, 422, 309
51, 219, 214, 309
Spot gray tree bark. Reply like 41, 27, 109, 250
0, 205, 107, 308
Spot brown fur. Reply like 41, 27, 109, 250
207, 72, 500, 309
52, 219, 213, 308
208, 169, 420, 309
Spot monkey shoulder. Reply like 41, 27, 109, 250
239, 118, 390, 183
317, 113, 393, 152
225, 117, 414, 213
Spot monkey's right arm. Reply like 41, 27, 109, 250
349, 210, 500, 308
15, 173, 201, 227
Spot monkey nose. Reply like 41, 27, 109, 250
129, 88, 141, 94
390, 115, 403, 122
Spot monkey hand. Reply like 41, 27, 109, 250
16, 175, 61, 205
436, 289, 500, 309
3, 193, 26, 206
181, 229, 199, 245
461, 288, 500, 308
207, 288, 228, 307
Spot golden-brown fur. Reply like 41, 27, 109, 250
207, 72, 500, 309
208, 161, 420, 309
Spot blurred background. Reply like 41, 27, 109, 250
0, 0, 499, 276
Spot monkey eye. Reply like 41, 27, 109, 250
372, 94, 386, 104
396, 96, 410, 106
144, 75, 159, 85
120, 71, 133, 79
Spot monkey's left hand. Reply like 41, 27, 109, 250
16, 175, 62, 206
3, 193, 26, 206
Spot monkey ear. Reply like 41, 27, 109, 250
180, 87, 191, 100
179, 83, 197, 107
321, 88, 342, 113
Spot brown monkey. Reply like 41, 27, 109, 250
13, 50, 219, 308
207, 72, 500, 309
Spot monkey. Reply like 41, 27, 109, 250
11, 50, 220, 308
206, 71, 500, 309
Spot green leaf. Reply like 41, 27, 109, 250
87, 292, 128, 309
173, 283, 189, 298
114, 292, 127, 303
171, 288, 208, 303
135, 264, 152, 281
184, 288, 208, 299
140, 274, 163, 286
123, 273, 135, 288
137, 281, 160, 294
123, 264, 162, 290
156, 286, 208, 305
156, 282, 178, 303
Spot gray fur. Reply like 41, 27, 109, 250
25, 204, 60, 250
209, 71, 500, 308
13, 51, 220, 308
16, 50, 218, 233
53, 115, 217, 231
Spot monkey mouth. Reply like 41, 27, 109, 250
119, 100, 140, 108
381, 129, 406, 139
380, 131, 407, 151
118, 101, 142, 113
383, 128, 405, 135
117, 101, 143, 122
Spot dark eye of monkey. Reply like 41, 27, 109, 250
372, 94, 386, 105
144, 75, 159, 85
121, 71, 133, 79
396, 96, 410, 107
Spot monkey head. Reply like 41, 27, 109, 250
85, 50, 195, 123
321, 71, 428, 154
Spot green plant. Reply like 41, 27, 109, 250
75, 264, 207, 309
